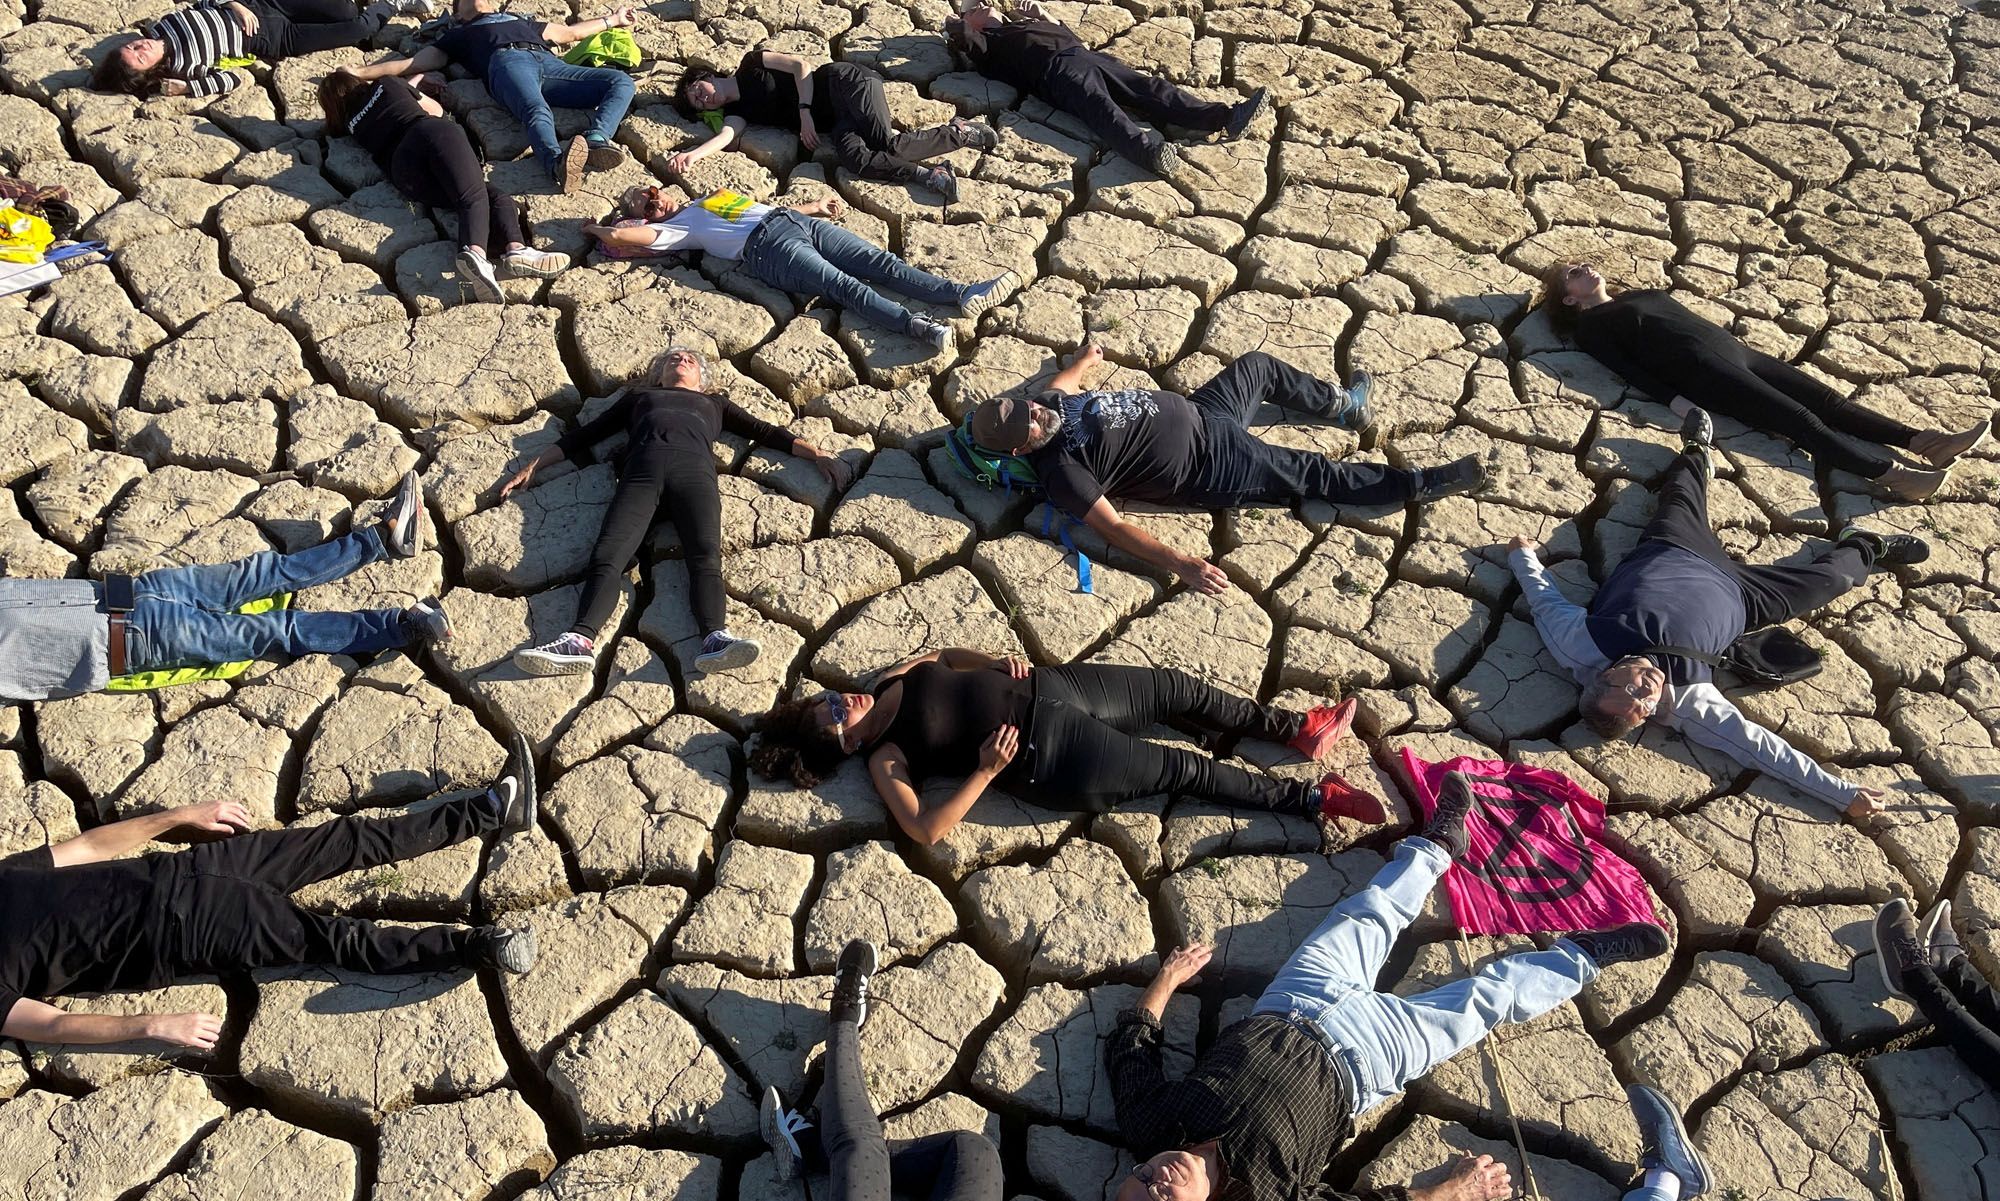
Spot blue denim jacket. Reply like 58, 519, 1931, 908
0, 579, 109, 701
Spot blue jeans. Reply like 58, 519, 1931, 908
742, 208, 966, 335
1625, 1187, 1674, 1201
1250, 837, 1598, 1115
127, 528, 409, 672
484, 47, 635, 179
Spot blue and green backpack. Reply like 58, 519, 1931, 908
944, 410, 1092, 593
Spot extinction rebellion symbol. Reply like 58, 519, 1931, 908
1458, 773, 1596, 904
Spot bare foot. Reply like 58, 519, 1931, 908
1413, 1154, 1513, 1201
1070, 339, 1105, 369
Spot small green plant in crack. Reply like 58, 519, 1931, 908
1720, 1188, 1749, 1201
1198, 858, 1227, 878
363, 868, 408, 893
773, 1029, 799, 1051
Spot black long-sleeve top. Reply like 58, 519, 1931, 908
964, 18, 1084, 94
554, 387, 798, 466
1572, 289, 1751, 403
1105, 1008, 1409, 1201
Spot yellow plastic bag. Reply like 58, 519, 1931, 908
0, 206, 53, 264
106, 593, 293, 691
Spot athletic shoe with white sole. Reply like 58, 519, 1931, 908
514, 632, 596, 676
760, 1086, 814, 1184
694, 630, 761, 675
404, 597, 453, 645
497, 248, 570, 279
455, 248, 503, 304
383, 469, 423, 558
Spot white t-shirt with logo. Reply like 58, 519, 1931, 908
645, 191, 774, 260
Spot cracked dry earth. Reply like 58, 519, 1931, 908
6, 0, 2000, 1195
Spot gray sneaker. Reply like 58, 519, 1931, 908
455, 248, 503, 304
382, 469, 423, 558
1626, 1083, 1711, 1197
950, 115, 1000, 151
761, 1086, 814, 1183
404, 597, 453, 645
1871, 897, 1923, 1001
909, 316, 953, 350
476, 926, 537, 974
497, 247, 570, 279
959, 270, 1019, 319
584, 137, 626, 170
694, 630, 761, 675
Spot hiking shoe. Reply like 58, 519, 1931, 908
761, 1086, 814, 1183
1330, 370, 1374, 433
497, 247, 570, 279
475, 926, 537, 974
909, 316, 953, 350
922, 163, 959, 203
455, 248, 504, 304
1423, 770, 1478, 859
1680, 403, 1714, 449
1871, 897, 1923, 1001
830, 938, 878, 1027
515, 631, 595, 676
1562, 922, 1670, 968
1685, 442, 1716, 483
1144, 140, 1181, 177
694, 630, 761, 675
1414, 454, 1487, 502
404, 597, 453, 645
1835, 525, 1929, 566
559, 134, 589, 195
1289, 698, 1356, 762
1226, 86, 1271, 139
497, 732, 537, 834
951, 115, 1000, 151
383, 469, 423, 558
584, 136, 626, 170
1921, 898, 1964, 970
1314, 771, 1386, 824
959, 270, 1019, 319
1627, 1083, 1711, 1197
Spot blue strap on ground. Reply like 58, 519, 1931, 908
1042, 508, 1092, 594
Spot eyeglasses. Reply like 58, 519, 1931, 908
663, 351, 699, 364
1618, 680, 1657, 716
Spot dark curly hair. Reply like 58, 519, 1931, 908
91, 36, 168, 97
1537, 260, 1617, 339
673, 68, 719, 119
750, 696, 849, 788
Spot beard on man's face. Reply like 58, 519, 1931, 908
1017, 407, 1061, 453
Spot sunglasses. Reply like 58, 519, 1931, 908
821, 690, 849, 727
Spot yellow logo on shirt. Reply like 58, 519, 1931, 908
701, 191, 757, 221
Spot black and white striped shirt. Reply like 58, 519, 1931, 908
146, 0, 249, 97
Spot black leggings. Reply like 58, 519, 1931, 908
1184, 351, 1416, 507
573, 447, 724, 638
1909, 956, 2000, 1091
243, 0, 386, 59
821, 62, 973, 185
1039, 46, 1232, 165
1682, 347, 1919, 478
804, 1013, 1003, 1201
386, 118, 523, 257
165, 794, 501, 979
1642, 449, 1876, 630
1014, 665, 1309, 813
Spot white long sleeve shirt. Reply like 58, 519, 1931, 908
1507, 546, 1860, 811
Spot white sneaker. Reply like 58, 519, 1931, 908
909, 316, 952, 350
514, 632, 595, 676
456, 248, 503, 304
694, 630, 760, 675
498, 247, 570, 279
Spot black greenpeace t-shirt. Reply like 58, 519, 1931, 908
435, 14, 549, 79
1026, 388, 1204, 516
0, 846, 177, 1023
724, 50, 836, 131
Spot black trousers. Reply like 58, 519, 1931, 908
387, 118, 522, 257
821, 62, 973, 185
804, 1013, 1004, 1201
244, 0, 386, 59
1182, 352, 1415, 508
1016, 664, 1308, 813
1909, 956, 2000, 1091
1642, 449, 1876, 630
1681, 346, 1919, 478
573, 446, 725, 638
1039, 45, 1232, 165
165, 794, 500, 978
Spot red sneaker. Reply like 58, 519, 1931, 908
1315, 772, 1387, 825
1289, 698, 1356, 762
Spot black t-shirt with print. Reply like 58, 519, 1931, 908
1026, 387, 1203, 516
0, 846, 177, 1024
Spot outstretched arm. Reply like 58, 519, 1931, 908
1504, 538, 1600, 684
1082, 496, 1230, 595
49, 801, 251, 869
869, 730, 1015, 845
668, 119, 744, 174
1044, 340, 1105, 395
544, 5, 635, 45
1669, 684, 1876, 818
2, 998, 223, 1050
1106, 945, 1209, 1153
346, 46, 449, 81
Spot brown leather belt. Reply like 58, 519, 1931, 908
107, 612, 129, 676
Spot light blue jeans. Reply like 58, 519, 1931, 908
1624, 1186, 1674, 1201
1251, 836, 1598, 1115
127, 528, 408, 672
742, 208, 967, 335
484, 46, 635, 179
